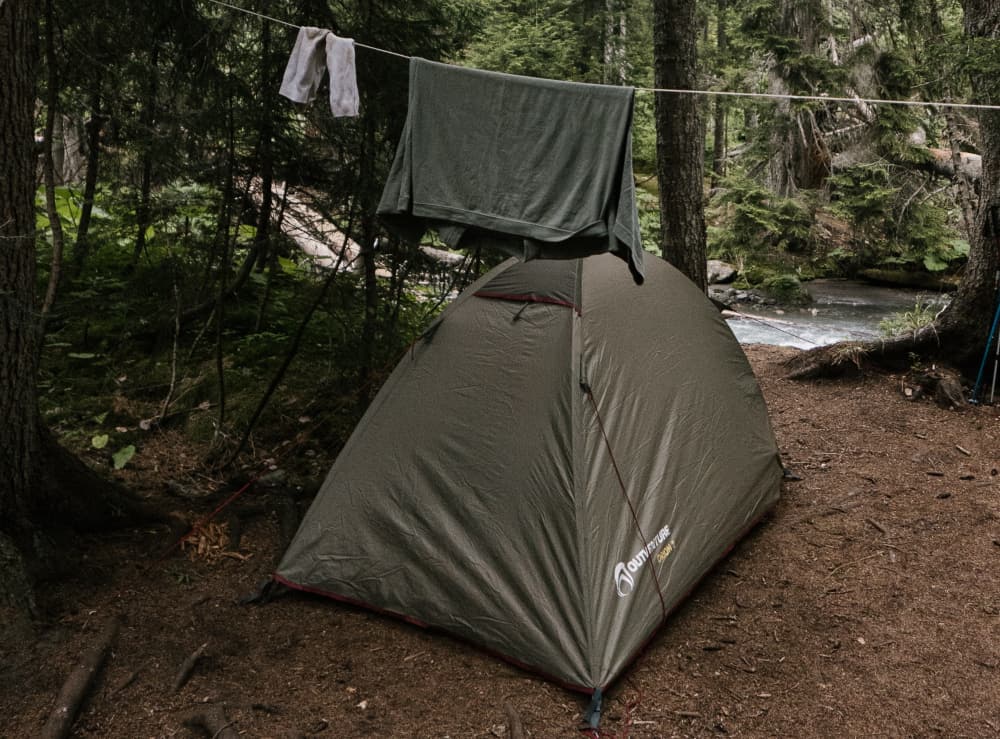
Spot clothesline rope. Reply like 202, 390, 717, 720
209, 0, 298, 29
208, 0, 410, 59
635, 86, 1000, 112
206, 0, 1000, 112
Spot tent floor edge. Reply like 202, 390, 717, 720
238, 577, 287, 606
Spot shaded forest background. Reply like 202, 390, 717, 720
27, 0, 997, 409
4, 0, 1000, 607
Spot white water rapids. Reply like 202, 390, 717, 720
725, 279, 951, 349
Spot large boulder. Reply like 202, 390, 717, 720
761, 274, 812, 306
707, 259, 738, 284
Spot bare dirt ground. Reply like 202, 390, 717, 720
2, 345, 999, 738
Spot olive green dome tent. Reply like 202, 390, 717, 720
274, 252, 782, 699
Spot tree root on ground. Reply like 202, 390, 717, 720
39, 427, 175, 533
781, 325, 947, 380
178, 704, 241, 739
41, 615, 120, 739
172, 641, 209, 693
504, 701, 526, 739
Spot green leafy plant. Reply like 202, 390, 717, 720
917, 237, 969, 273
879, 299, 938, 337
707, 172, 815, 261
827, 165, 897, 232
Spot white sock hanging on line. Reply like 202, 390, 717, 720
279, 26, 360, 117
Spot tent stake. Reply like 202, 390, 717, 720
584, 689, 603, 729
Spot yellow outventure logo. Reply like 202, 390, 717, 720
613, 524, 673, 598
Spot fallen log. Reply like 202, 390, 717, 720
41, 615, 121, 739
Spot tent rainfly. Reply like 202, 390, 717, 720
273, 252, 783, 708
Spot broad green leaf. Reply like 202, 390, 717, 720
946, 239, 970, 258
91, 434, 109, 449
923, 254, 947, 272
112, 445, 136, 470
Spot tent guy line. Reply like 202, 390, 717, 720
206, 0, 1000, 113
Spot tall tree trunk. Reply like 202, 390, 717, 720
253, 7, 274, 273
603, 0, 628, 85
39, 0, 64, 335
72, 83, 103, 274
711, 0, 728, 184
1, 3, 170, 616
765, 0, 830, 196
938, 0, 1000, 365
203, 90, 237, 303
359, 214, 379, 403
0, 0, 41, 614
653, 0, 708, 291
928, 0, 978, 241
133, 43, 159, 265
356, 95, 381, 400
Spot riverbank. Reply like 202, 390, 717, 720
2, 345, 998, 737
720, 278, 951, 348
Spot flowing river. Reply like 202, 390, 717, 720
724, 279, 951, 349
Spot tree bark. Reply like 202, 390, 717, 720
0, 0, 41, 528
0, 0, 41, 615
653, 0, 708, 291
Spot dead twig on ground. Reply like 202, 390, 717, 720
865, 518, 888, 534
826, 553, 882, 578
